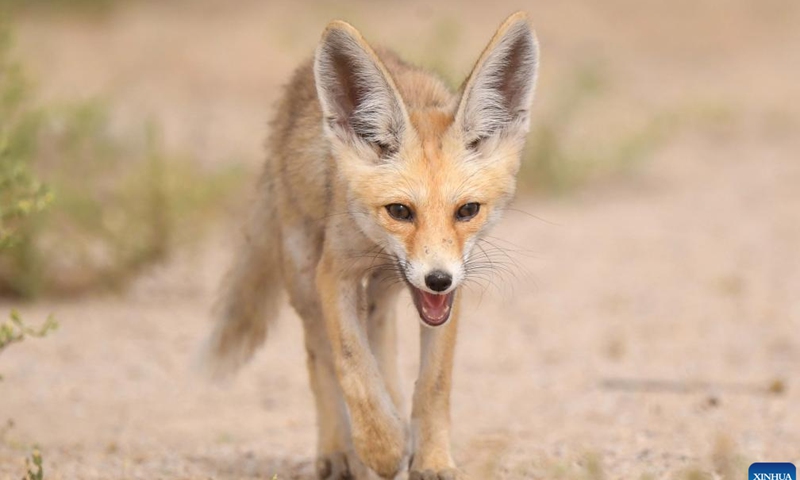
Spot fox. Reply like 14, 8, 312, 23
202, 11, 539, 480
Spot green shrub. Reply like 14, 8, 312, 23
0, 23, 244, 298
0, 310, 56, 352
0, 309, 57, 383
0, 24, 52, 253
22, 450, 44, 480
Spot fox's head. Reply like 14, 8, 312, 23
313, 13, 538, 327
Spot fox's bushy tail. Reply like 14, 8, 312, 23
201, 173, 282, 380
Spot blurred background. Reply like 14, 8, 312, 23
0, 0, 798, 478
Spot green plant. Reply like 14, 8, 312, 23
0, 305, 55, 476
0, 22, 52, 297
0, 310, 57, 353
22, 450, 44, 480
0, 23, 245, 298
0, 310, 57, 381
0, 23, 53, 253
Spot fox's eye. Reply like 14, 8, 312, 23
371, 141, 395, 158
466, 137, 483, 151
456, 202, 480, 221
386, 203, 413, 221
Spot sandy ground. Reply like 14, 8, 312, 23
1, 1, 800, 478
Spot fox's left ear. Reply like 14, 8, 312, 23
456, 12, 539, 149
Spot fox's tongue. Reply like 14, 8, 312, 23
420, 291, 450, 322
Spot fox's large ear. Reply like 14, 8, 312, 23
455, 12, 539, 149
314, 21, 409, 157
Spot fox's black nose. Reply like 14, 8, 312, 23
425, 270, 452, 292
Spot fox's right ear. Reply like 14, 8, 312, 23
314, 21, 409, 159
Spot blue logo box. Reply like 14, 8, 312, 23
750, 463, 796, 480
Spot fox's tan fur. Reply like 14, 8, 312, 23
203, 12, 538, 480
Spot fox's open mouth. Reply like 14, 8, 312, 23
409, 286, 455, 327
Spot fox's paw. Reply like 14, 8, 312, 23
316, 451, 379, 480
352, 417, 408, 479
408, 468, 460, 480
316, 452, 356, 480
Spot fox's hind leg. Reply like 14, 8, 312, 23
281, 225, 371, 480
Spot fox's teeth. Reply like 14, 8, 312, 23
422, 304, 450, 320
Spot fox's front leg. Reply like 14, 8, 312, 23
316, 252, 408, 479
409, 300, 461, 480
